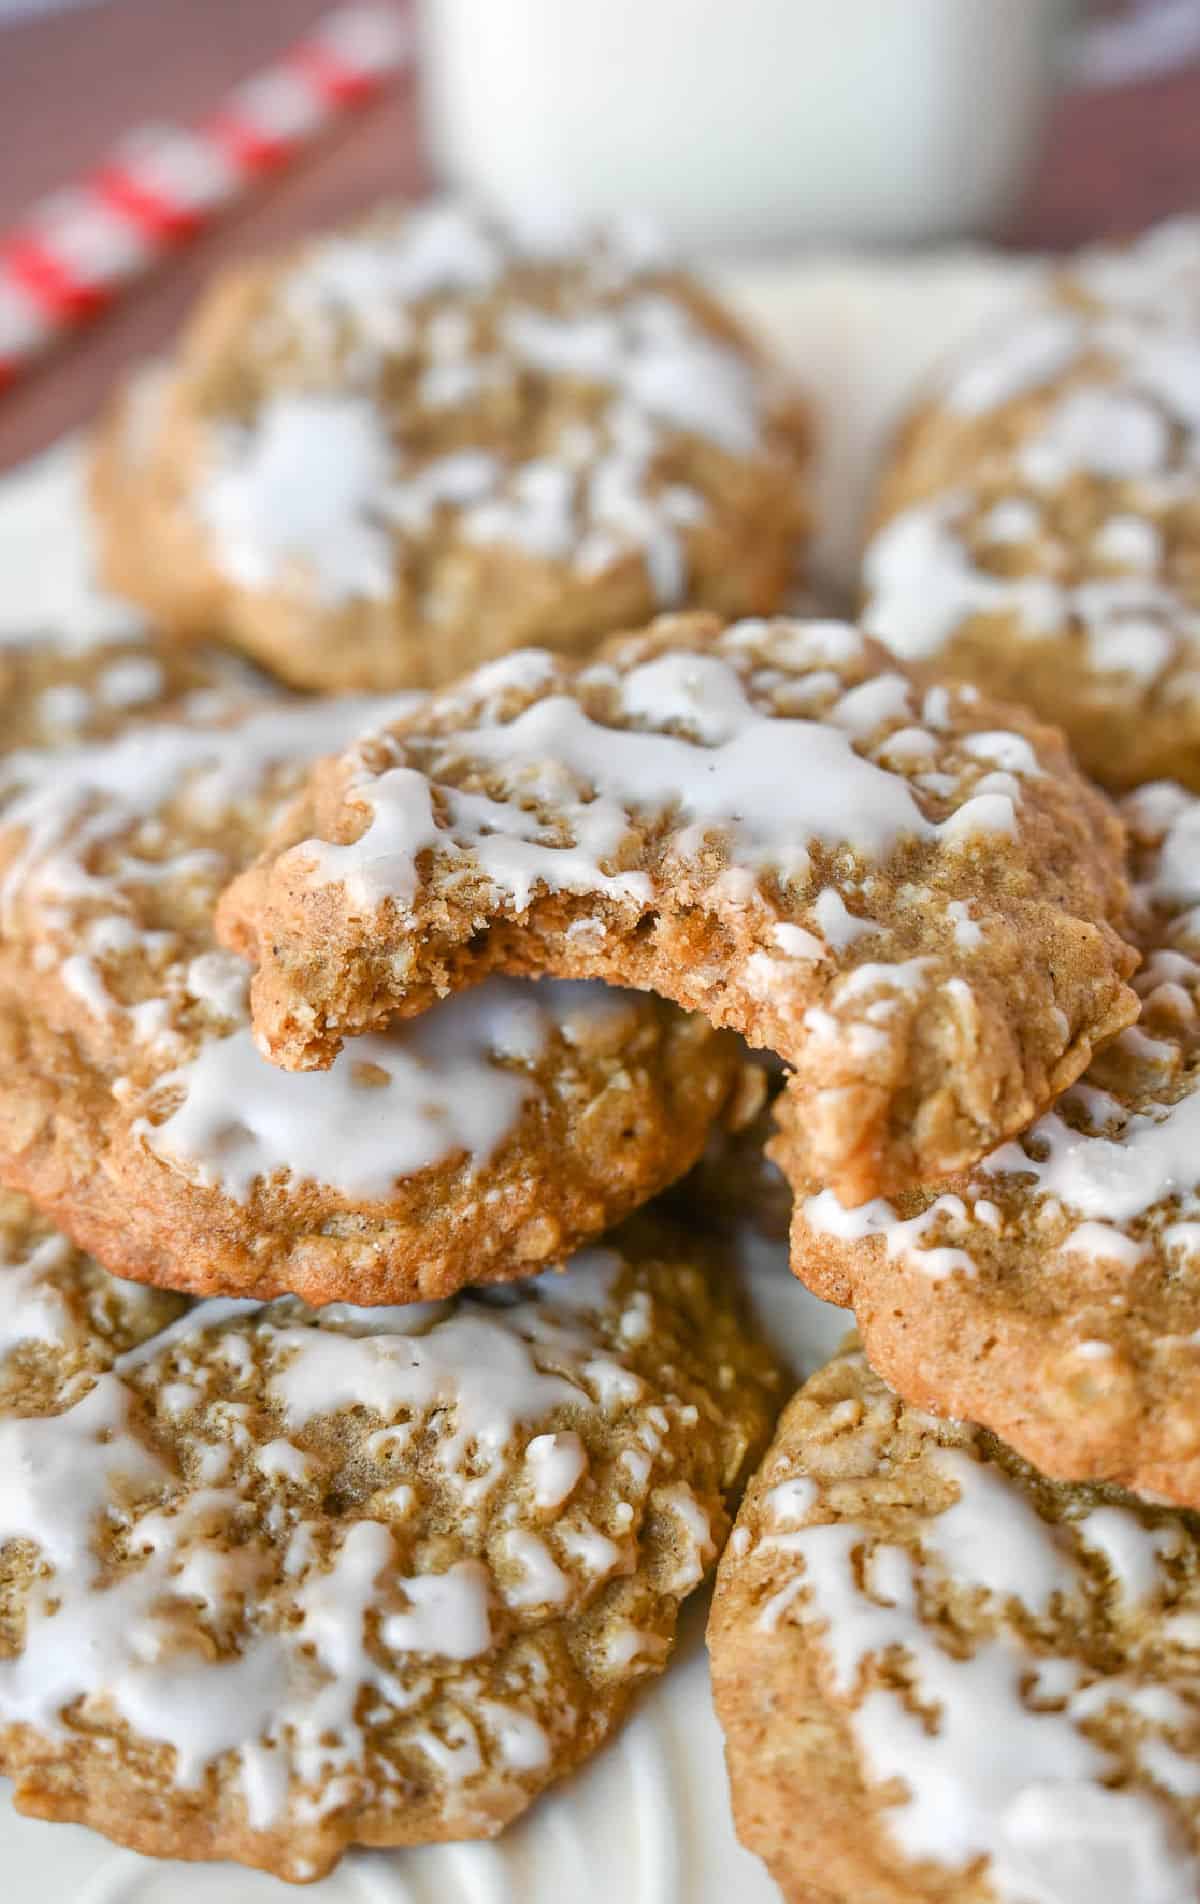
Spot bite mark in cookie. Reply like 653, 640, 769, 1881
0, 695, 736, 1302
218, 612, 1138, 1206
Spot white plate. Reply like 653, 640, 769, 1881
0, 246, 1038, 1902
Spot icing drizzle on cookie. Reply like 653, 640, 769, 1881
140, 978, 645, 1200
865, 307, 1200, 697
305, 627, 1034, 918
0, 691, 729, 1296
188, 202, 785, 615
219, 612, 1135, 1204
734, 1344, 1200, 1903
0, 1225, 756, 1861
0, 447, 145, 652
805, 781, 1200, 1277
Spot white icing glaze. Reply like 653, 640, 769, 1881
0, 446, 145, 651
981, 498, 1042, 544
990, 1782, 1197, 1904
310, 633, 1029, 923
1019, 386, 1168, 487
463, 459, 577, 563
0, 692, 411, 925
1077, 1506, 1181, 1607
866, 309, 1200, 693
141, 977, 628, 1200
35, 682, 93, 732
198, 395, 398, 604
864, 489, 1195, 691
0, 1246, 700, 1831
982, 1089, 1200, 1231
500, 1532, 570, 1609
381, 1559, 494, 1655
805, 1187, 977, 1282
524, 1431, 588, 1509
923, 1447, 1080, 1613
281, 201, 503, 338
1072, 219, 1200, 325
0, 1232, 74, 1356
460, 401, 708, 608
270, 1306, 585, 1452
506, 294, 762, 457
812, 886, 877, 950
864, 493, 1061, 659
382, 448, 500, 533
1093, 513, 1163, 571
600, 1624, 668, 1674
188, 203, 781, 615
477, 1699, 550, 1773
753, 1394, 1199, 1901
853, 1633, 1110, 1878
650, 1485, 714, 1594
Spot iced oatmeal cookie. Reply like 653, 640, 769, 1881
864, 291, 1200, 791
0, 694, 737, 1303
0, 1199, 781, 1880
710, 1339, 1200, 1904
90, 201, 810, 692
783, 781, 1200, 1506
218, 612, 1137, 1206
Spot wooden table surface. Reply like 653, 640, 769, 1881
0, 0, 1197, 472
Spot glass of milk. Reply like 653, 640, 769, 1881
419, 0, 1075, 253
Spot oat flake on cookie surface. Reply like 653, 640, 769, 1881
90, 199, 810, 693
0, 687, 737, 1304
783, 780, 1200, 1507
218, 611, 1137, 1207
0, 1193, 780, 1881
863, 237, 1200, 791
710, 1338, 1200, 1904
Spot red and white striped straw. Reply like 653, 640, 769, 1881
0, 4, 410, 393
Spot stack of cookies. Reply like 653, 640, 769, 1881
713, 225, 1200, 1904
0, 201, 1198, 1900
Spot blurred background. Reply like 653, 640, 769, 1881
0, 0, 1196, 466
